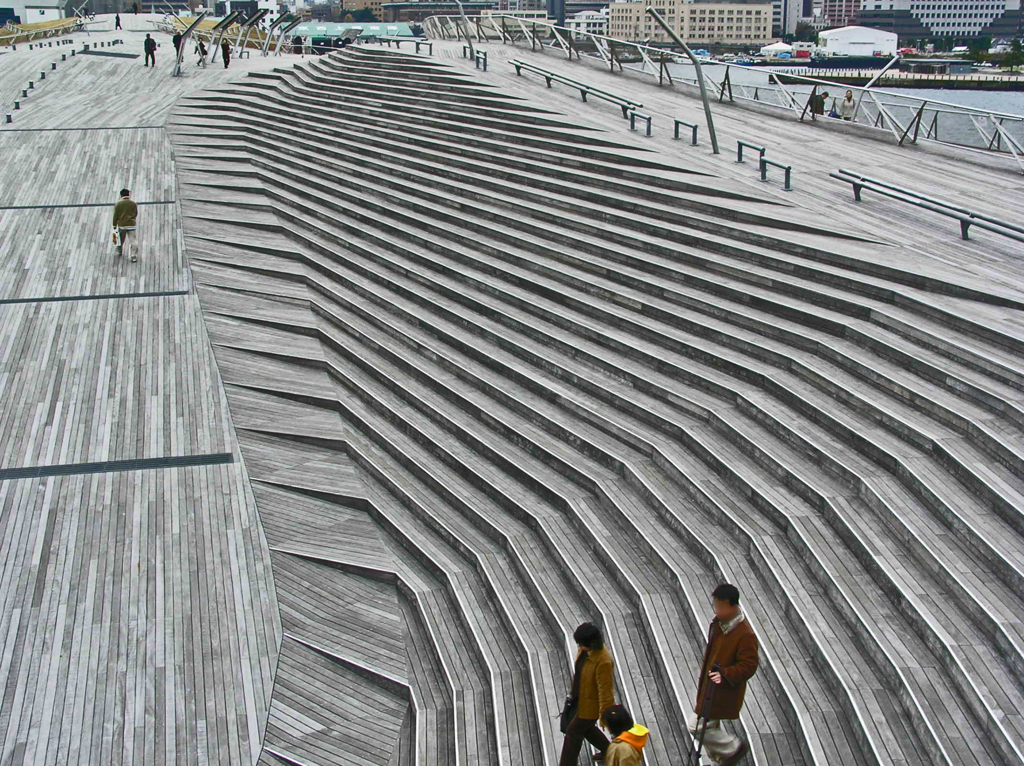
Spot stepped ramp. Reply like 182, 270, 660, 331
170, 47, 1024, 766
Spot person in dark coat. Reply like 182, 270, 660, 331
172, 31, 182, 55
690, 583, 759, 766
221, 39, 231, 68
132, 1, 138, 13
809, 90, 829, 118
143, 33, 156, 66
114, 12, 121, 28
559, 623, 613, 766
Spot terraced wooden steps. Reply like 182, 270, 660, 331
172, 47, 1024, 766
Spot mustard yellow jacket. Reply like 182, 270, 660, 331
575, 645, 614, 720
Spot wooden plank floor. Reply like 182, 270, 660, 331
0, 463, 278, 765
0, 31, 284, 765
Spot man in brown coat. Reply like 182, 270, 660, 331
690, 583, 759, 765
559, 622, 614, 766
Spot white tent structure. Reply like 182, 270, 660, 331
760, 41, 793, 55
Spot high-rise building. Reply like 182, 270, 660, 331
608, 0, 773, 46
820, 0, 859, 26
856, 0, 1020, 40
771, 0, 802, 34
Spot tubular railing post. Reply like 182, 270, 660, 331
645, 6, 718, 153
454, 0, 474, 59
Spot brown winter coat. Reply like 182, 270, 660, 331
574, 645, 614, 720
694, 614, 759, 720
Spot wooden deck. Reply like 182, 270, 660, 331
0, 23, 291, 766
168, 43, 1024, 766
5, 23, 1024, 766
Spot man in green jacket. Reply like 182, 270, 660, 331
112, 188, 138, 262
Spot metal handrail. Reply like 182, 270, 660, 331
423, 13, 1024, 172
834, 169, 1024, 237
673, 118, 698, 145
628, 110, 652, 136
760, 157, 792, 190
830, 171, 1024, 243
510, 58, 642, 117
736, 140, 765, 163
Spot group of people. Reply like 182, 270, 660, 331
144, 32, 230, 69
810, 89, 858, 121
560, 584, 758, 766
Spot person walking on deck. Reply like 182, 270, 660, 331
143, 33, 156, 66
172, 32, 182, 56
559, 622, 614, 766
221, 39, 231, 68
114, 12, 121, 29
809, 90, 829, 118
602, 705, 649, 766
839, 90, 857, 121
112, 188, 138, 262
689, 584, 759, 765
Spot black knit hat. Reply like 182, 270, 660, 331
602, 704, 634, 737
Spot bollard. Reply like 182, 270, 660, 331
51, 62, 56, 69
14, 101, 19, 109
21, 89, 27, 97
71, 49, 75, 56
61, 54, 66, 61
4, 114, 10, 123
28, 81, 33, 89
40, 72, 45, 79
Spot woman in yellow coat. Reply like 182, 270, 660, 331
559, 623, 615, 766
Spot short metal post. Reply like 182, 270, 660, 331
960, 220, 971, 239
62, 54, 66, 60
52, 62, 56, 69
21, 89, 27, 97
760, 158, 768, 182
40, 72, 45, 79
28, 81, 33, 89
14, 101, 20, 109
5, 114, 11, 123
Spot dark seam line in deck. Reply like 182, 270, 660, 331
0, 125, 164, 133
0, 452, 234, 481
0, 200, 175, 211
0, 289, 188, 305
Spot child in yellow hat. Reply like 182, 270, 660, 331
600, 705, 649, 765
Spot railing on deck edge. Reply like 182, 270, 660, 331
422, 13, 1024, 173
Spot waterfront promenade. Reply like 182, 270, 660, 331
1, 19, 1024, 765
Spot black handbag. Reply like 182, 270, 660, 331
560, 696, 578, 734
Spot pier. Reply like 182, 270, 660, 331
2, 12, 1024, 765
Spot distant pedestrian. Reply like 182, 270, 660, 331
839, 89, 856, 121
689, 584, 759, 766
221, 39, 231, 68
559, 622, 613, 766
112, 188, 139, 263
114, 12, 121, 29
809, 89, 829, 117
132, 1, 138, 12
172, 31, 182, 55
195, 39, 207, 66
292, 34, 302, 55
601, 705, 648, 766
143, 33, 156, 66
